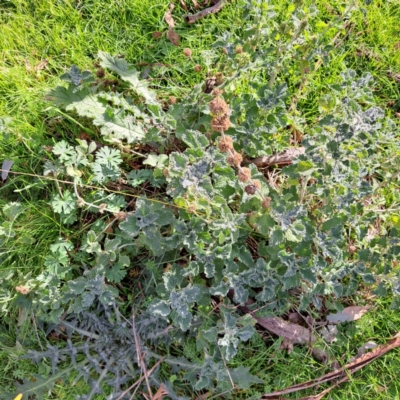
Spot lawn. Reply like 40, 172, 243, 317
1, 0, 400, 399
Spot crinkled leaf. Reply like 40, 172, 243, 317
148, 300, 171, 317
98, 52, 157, 104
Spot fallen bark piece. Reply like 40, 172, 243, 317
326, 305, 371, 324
184, 0, 227, 24
245, 147, 305, 168
256, 315, 315, 345
261, 332, 400, 399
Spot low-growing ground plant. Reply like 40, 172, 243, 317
1, 1, 400, 399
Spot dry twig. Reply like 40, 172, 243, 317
115, 356, 165, 400
132, 311, 153, 398
262, 332, 400, 400
184, 0, 227, 24
244, 147, 305, 168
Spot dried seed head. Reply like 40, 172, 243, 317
227, 151, 243, 167
262, 197, 271, 209
349, 245, 357, 255
235, 45, 243, 54
96, 68, 106, 78
244, 185, 256, 195
15, 285, 30, 295
212, 88, 224, 97
183, 48, 192, 58
218, 135, 234, 153
99, 203, 107, 214
194, 64, 202, 72
114, 211, 128, 222
238, 167, 251, 182
253, 179, 261, 189
77, 198, 85, 208
187, 203, 197, 213
168, 96, 177, 105
211, 115, 231, 133
209, 97, 229, 115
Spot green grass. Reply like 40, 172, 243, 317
1, 0, 400, 398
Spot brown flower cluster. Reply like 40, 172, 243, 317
208, 91, 272, 209
210, 91, 231, 134
211, 115, 231, 133
114, 211, 128, 221
262, 197, 271, 209
168, 96, 177, 105
218, 135, 233, 153
235, 45, 243, 54
209, 97, 229, 115
183, 48, 192, 58
227, 151, 243, 167
238, 167, 251, 182
15, 285, 30, 295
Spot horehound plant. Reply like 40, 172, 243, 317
3, 1, 400, 398
210, 88, 272, 210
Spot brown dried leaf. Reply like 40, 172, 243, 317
326, 306, 371, 324
167, 28, 180, 46
288, 312, 301, 324
195, 392, 211, 400
152, 31, 163, 39
179, 0, 188, 11
164, 3, 175, 28
143, 384, 168, 400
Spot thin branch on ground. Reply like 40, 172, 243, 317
115, 356, 165, 400
132, 311, 153, 399
184, 0, 227, 24
262, 332, 400, 399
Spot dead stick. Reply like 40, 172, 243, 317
184, 0, 226, 24
132, 312, 153, 398
262, 333, 400, 398
244, 147, 305, 168
115, 356, 165, 400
